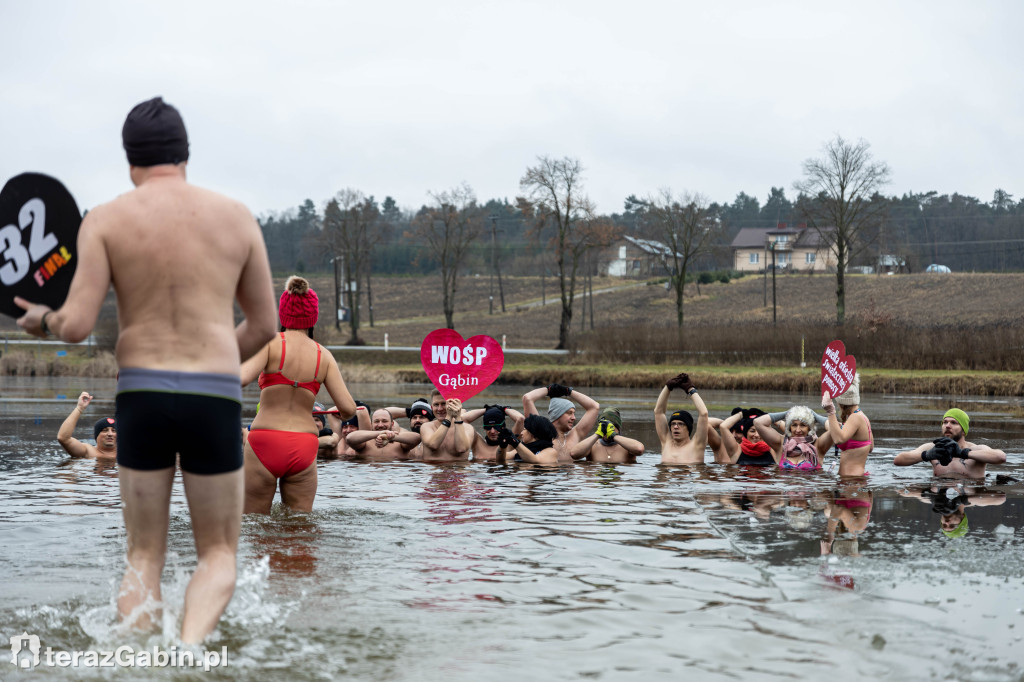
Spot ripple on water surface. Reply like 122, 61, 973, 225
1, 395, 1022, 680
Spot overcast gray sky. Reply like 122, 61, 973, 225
3, 1, 1021, 218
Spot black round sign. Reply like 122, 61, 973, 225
0, 173, 81, 319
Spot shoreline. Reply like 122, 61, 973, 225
3, 349, 1021, 397
395, 365, 1024, 397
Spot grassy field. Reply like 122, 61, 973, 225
3, 271, 1023, 392
263, 270, 1024, 351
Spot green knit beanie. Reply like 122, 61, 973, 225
943, 408, 969, 436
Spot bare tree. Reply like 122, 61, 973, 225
642, 190, 719, 327
518, 156, 595, 349
411, 183, 480, 329
794, 135, 891, 324
317, 188, 379, 343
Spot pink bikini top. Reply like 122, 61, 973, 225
836, 413, 872, 451
258, 333, 323, 395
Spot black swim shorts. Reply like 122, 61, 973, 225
115, 368, 243, 475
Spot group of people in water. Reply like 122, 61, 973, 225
61, 280, 1009, 511
18, 96, 1009, 646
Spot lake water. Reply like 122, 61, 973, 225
1, 377, 1022, 680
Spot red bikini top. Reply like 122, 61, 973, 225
258, 332, 323, 395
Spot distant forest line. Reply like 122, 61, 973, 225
258, 186, 1024, 277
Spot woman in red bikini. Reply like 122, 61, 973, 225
822, 373, 872, 477
241, 276, 356, 513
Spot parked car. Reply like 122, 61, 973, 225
925, 264, 952, 273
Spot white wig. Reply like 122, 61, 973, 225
785, 405, 817, 436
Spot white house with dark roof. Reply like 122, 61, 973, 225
599, 235, 681, 277
730, 223, 836, 273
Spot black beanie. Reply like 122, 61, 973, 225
122, 97, 190, 167
94, 417, 116, 440
668, 410, 694, 434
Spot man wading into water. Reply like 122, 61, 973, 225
16, 97, 277, 643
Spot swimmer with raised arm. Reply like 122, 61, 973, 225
496, 414, 560, 465
461, 404, 526, 462
753, 406, 833, 470
821, 373, 872, 477
57, 392, 117, 459
717, 408, 772, 466
654, 372, 709, 464
522, 383, 600, 462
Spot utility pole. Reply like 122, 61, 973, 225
771, 242, 777, 325
489, 217, 495, 315
489, 214, 506, 313
588, 254, 595, 330
332, 256, 342, 331
763, 238, 768, 307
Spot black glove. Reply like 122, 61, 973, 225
927, 437, 956, 466
498, 426, 520, 448
666, 373, 694, 392
318, 427, 334, 438
547, 383, 572, 398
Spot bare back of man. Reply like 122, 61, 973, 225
18, 101, 277, 646
79, 170, 274, 644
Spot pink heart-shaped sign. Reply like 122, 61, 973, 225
821, 339, 856, 398
420, 329, 505, 402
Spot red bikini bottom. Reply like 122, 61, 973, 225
248, 429, 318, 478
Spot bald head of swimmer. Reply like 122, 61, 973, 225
372, 409, 394, 431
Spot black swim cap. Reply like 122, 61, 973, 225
122, 97, 190, 167
94, 417, 116, 440
483, 406, 506, 428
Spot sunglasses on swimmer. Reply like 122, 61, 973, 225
483, 421, 504, 429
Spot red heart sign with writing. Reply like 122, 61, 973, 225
420, 329, 505, 402
821, 339, 856, 398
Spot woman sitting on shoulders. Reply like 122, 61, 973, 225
822, 373, 872, 477
754, 406, 833, 470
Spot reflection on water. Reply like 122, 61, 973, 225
1, 381, 1022, 680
